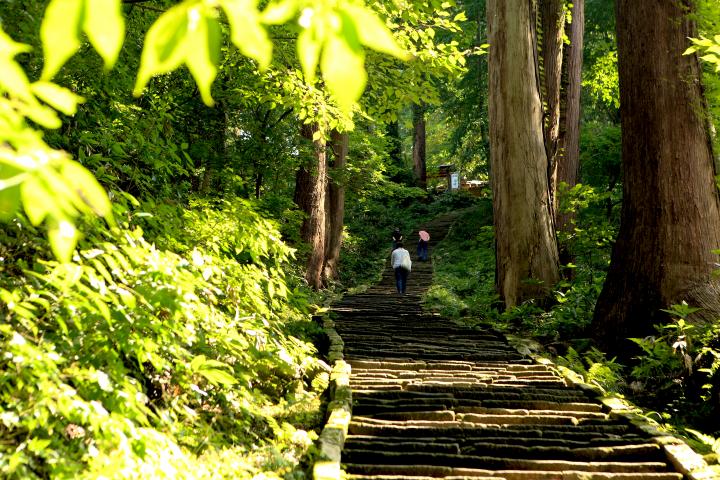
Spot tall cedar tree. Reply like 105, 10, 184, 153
323, 130, 349, 282
295, 123, 328, 289
556, 0, 584, 232
539, 0, 565, 213
591, 0, 720, 350
487, 0, 560, 307
412, 103, 427, 188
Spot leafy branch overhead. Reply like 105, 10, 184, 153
133, 0, 410, 110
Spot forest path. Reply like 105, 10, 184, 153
330, 212, 685, 480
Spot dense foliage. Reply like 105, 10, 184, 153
3, 0, 720, 476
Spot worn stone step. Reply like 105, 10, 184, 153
342, 450, 669, 472
348, 470, 683, 480
346, 434, 651, 449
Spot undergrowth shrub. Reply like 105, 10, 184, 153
0, 197, 326, 479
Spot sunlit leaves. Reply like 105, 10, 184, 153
1, 149, 114, 261
40, 0, 125, 79
135, 4, 220, 106
686, 36, 720, 72
221, 0, 273, 69
31, 82, 85, 116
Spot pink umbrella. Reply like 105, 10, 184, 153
419, 230, 430, 241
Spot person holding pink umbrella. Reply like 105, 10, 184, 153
417, 230, 430, 261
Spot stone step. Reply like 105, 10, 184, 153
348, 470, 683, 480
342, 450, 669, 472
345, 434, 651, 448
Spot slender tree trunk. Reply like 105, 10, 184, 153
487, 0, 560, 308
323, 130, 349, 283
296, 123, 327, 290
200, 103, 226, 194
387, 121, 402, 167
591, 0, 720, 351
556, 0, 584, 275
539, 0, 566, 213
412, 103, 427, 188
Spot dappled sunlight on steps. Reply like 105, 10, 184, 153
330, 214, 690, 480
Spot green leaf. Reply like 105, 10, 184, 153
190, 354, 207, 372
60, 159, 114, 221
21, 176, 54, 225
185, 8, 219, 106
31, 82, 84, 116
261, 0, 298, 25
134, 4, 189, 97
221, 0, 272, 70
0, 175, 21, 221
83, 0, 125, 69
340, 4, 409, 60
48, 217, 79, 262
198, 368, 237, 386
321, 28, 366, 111
40, 0, 85, 80
297, 28, 321, 83
22, 102, 62, 129
682, 46, 698, 55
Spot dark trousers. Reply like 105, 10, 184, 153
417, 240, 428, 261
394, 267, 409, 293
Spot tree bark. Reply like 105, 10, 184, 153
539, 0, 565, 215
296, 123, 328, 290
412, 103, 427, 188
387, 121, 402, 167
556, 0, 584, 231
487, 0, 560, 308
323, 130, 349, 283
556, 0, 584, 277
591, 0, 720, 351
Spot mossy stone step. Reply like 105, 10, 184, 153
346, 434, 652, 449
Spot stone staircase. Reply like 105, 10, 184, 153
330, 214, 689, 480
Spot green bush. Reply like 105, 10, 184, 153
0, 198, 325, 479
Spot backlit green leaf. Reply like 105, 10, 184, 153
297, 28, 321, 83
0, 182, 21, 221
339, 5, 408, 60
221, 0, 272, 70
134, 4, 189, 97
40, 0, 84, 80
83, 0, 125, 69
321, 29, 366, 112
185, 8, 219, 106
48, 217, 79, 262
261, 0, 298, 25
31, 82, 84, 116
60, 159, 113, 221
198, 368, 237, 386
21, 176, 54, 225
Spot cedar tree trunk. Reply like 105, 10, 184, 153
591, 0, 720, 350
296, 123, 328, 290
412, 103, 427, 188
539, 0, 565, 212
323, 130, 349, 283
487, 0, 560, 308
556, 0, 584, 231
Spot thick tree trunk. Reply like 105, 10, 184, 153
539, 0, 565, 214
487, 0, 560, 308
323, 130, 349, 283
556, 0, 584, 276
296, 123, 327, 290
591, 0, 720, 351
412, 103, 427, 188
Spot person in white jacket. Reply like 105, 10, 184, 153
391, 242, 412, 294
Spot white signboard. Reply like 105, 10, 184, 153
450, 172, 460, 190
